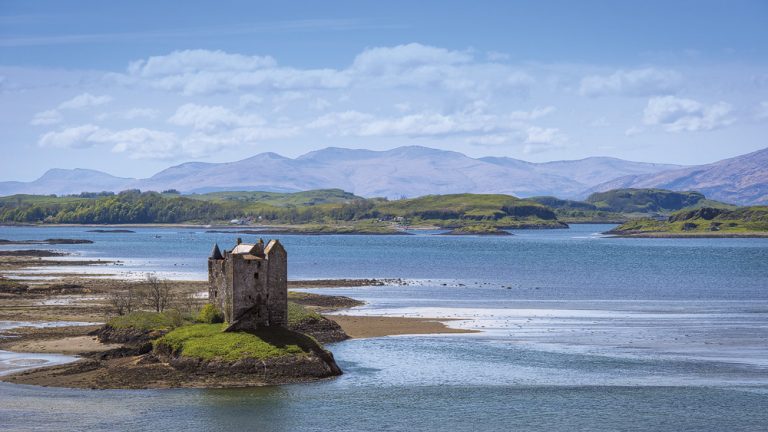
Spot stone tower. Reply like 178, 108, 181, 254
208, 238, 288, 331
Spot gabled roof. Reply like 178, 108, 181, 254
264, 239, 284, 255
231, 243, 256, 255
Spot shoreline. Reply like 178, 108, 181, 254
605, 231, 768, 238
0, 248, 474, 389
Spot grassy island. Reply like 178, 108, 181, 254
154, 324, 307, 361
440, 225, 512, 236
607, 206, 768, 237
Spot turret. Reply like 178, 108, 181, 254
209, 243, 223, 260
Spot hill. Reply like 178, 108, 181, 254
373, 193, 566, 228
0, 146, 681, 199
584, 189, 730, 213
0, 190, 566, 229
608, 206, 768, 237
589, 147, 768, 205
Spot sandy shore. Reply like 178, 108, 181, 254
330, 315, 475, 338
0, 248, 474, 388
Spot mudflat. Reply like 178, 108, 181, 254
0, 248, 473, 389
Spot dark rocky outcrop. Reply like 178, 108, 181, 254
289, 316, 349, 343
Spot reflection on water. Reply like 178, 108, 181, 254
1, 225, 767, 431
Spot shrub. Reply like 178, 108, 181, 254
197, 303, 224, 324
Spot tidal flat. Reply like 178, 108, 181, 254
0, 225, 767, 431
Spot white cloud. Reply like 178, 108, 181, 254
579, 68, 681, 97
58, 92, 113, 110
37, 121, 295, 159
523, 126, 567, 154
756, 101, 768, 120
96, 108, 160, 121
122, 49, 348, 95
30, 93, 114, 126
168, 103, 264, 131
350, 43, 472, 74
624, 126, 644, 136
38, 124, 102, 148
643, 96, 733, 132
104, 128, 178, 159
115, 45, 533, 97
308, 107, 559, 145
30, 109, 62, 126
127, 49, 277, 77
486, 51, 510, 62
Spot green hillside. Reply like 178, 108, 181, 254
374, 194, 565, 228
190, 189, 363, 206
585, 188, 729, 213
0, 190, 566, 229
608, 206, 768, 237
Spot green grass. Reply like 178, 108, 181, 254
585, 188, 732, 213
287, 301, 322, 326
189, 189, 362, 207
610, 206, 768, 235
154, 323, 307, 361
443, 225, 510, 235
107, 311, 187, 331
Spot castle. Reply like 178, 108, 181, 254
208, 238, 287, 331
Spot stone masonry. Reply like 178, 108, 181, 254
208, 238, 288, 331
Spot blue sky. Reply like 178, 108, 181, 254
2, 0, 767, 181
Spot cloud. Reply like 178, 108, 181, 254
38, 124, 102, 148
642, 96, 734, 132
522, 126, 568, 154
121, 49, 348, 95
579, 68, 681, 97
350, 43, 472, 74
115, 45, 534, 97
308, 106, 561, 152
168, 103, 264, 131
58, 92, 113, 110
30, 109, 63, 126
30, 93, 113, 126
756, 101, 768, 120
37, 122, 295, 159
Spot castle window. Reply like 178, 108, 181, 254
255, 272, 259, 280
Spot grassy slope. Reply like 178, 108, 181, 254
0, 190, 567, 229
374, 193, 565, 228
189, 189, 363, 206
585, 188, 732, 213
110, 302, 326, 362
154, 323, 306, 361
609, 206, 768, 236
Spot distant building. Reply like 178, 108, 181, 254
208, 238, 287, 331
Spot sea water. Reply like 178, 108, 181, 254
0, 224, 767, 431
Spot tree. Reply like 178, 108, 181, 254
142, 273, 173, 313
109, 285, 137, 315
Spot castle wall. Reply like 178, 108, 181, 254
208, 258, 233, 322
208, 240, 288, 330
266, 244, 288, 326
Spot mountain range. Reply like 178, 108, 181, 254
2, 146, 766, 205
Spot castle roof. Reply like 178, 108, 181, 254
210, 243, 223, 260
231, 243, 256, 255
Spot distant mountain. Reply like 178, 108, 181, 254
5, 145, 760, 200
589, 147, 768, 205
0, 168, 133, 196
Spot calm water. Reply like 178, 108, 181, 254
1, 225, 767, 431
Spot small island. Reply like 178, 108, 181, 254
440, 225, 512, 236
3, 238, 345, 388
606, 206, 768, 238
